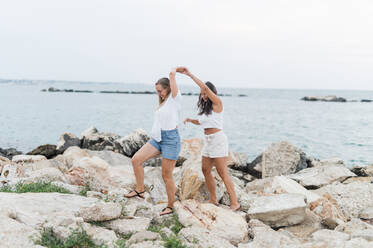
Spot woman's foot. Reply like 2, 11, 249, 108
230, 203, 241, 211
208, 200, 219, 206
160, 206, 173, 216
124, 189, 145, 199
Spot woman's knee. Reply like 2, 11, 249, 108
202, 166, 212, 176
131, 154, 142, 167
162, 169, 173, 182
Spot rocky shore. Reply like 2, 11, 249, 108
1, 128, 373, 247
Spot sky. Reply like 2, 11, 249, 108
0, 0, 373, 90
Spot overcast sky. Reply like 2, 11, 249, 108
0, 0, 372, 90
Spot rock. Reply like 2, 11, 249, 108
61, 146, 90, 168
245, 176, 321, 204
129, 240, 164, 248
246, 141, 311, 178
360, 207, 373, 219
351, 164, 373, 177
279, 208, 323, 240
0, 207, 41, 248
56, 133, 81, 153
244, 219, 300, 248
81, 222, 118, 248
0, 192, 98, 228
81, 126, 98, 137
79, 202, 122, 222
126, 231, 161, 246
69, 156, 121, 191
336, 218, 373, 241
246, 193, 307, 228
27, 144, 58, 159
177, 157, 225, 202
24, 167, 67, 183
288, 165, 356, 189
12, 155, 46, 164
314, 181, 373, 219
103, 217, 151, 235
308, 193, 347, 229
175, 200, 248, 245
227, 151, 248, 170
179, 226, 236, 248
310, 229, 349, 246
87, 150, 132, 167
343, 177, 373, 184
0, 147, 22, 160
301, 95, 347, 102
81, 127, 122, 152
115, 129, 150, 157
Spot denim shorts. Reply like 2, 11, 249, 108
149, 129, 181, 160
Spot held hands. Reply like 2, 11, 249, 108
176, 66, 191, 76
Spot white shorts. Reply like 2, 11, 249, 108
202, 131, 229, 158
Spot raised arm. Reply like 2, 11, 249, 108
169, 68, 179, 98
177, 67, 221, 106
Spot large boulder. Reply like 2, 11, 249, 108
27, 144, 58, 159
78, 202, 122, 222
0, 192, 98, 228
81, 127, 122, 152
245, 141, 311, 178
241, 219, 300, 248
175, 200, 248, 245
56, 133, 81, 153
115, 129, 150, 157
0, 147, 22, 160
314, 181, 373, 219
245, 176, 321, 204
179, 227, 236, 248
103, 217, 151, 235
288, 165, 356, 189
246, 193, 307, 228
12, 155, 46, 164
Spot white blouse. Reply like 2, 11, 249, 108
151, 91, 182, 142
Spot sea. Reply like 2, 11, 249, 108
1, 79, 372, 167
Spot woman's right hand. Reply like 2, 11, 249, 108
183, 118, 191, 125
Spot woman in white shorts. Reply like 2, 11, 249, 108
178, 67, 240, 211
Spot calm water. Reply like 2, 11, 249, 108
1, 80, 373, 167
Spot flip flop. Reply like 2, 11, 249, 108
124, 190, 145, 199
160, 206, 173, 216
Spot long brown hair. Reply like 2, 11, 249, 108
198, 81, 217, 116
155, 77, 171, 105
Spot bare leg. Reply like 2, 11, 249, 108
202, 156, 218, 205
160, 158, 177, 215
125, 142, 160, 197
214, 157, 240, 210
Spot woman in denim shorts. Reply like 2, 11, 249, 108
179, 67, 240, 211
125, 68, 182, 216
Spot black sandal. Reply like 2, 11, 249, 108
160, 206, 173, 216
124, 190, 145, 199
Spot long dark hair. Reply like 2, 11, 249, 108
198, 81, 217, 116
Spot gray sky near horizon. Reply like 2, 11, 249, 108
0, 0, 373, 90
